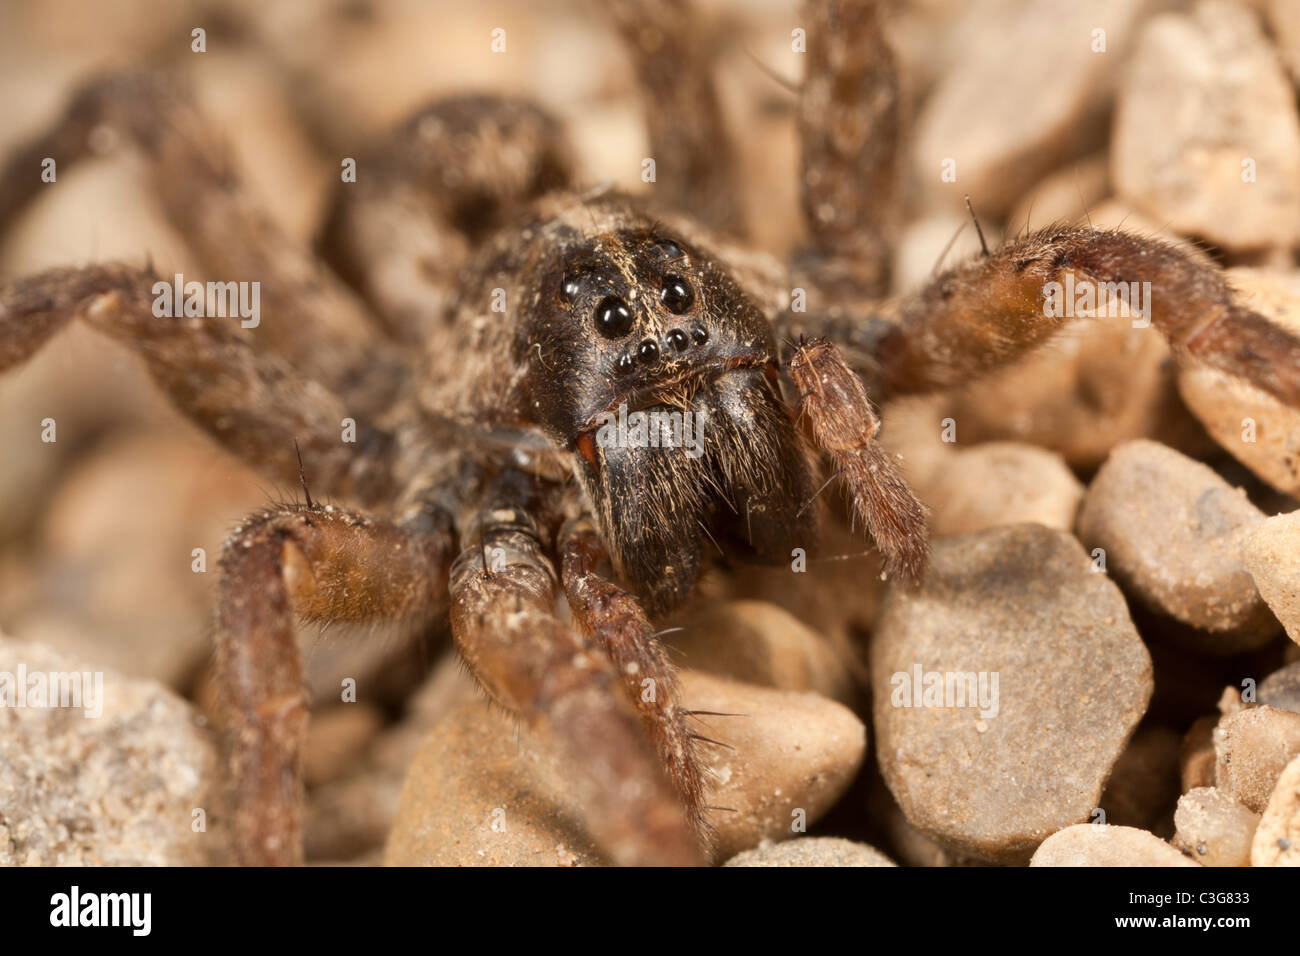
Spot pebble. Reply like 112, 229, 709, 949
913, 0, 1147, 217
724, 837, 896, 867
1030, 824, 1199, 866
0, 635, 225, 865
1214, 705, 1300, 812
384, 700, 604, 867
1259, 661, 1300, 714
686, 672, 866, 859
912, 441, 1084, 537
1242, 511, 1300, 646
1112, 0, 1300, 250
871, 523, 1152, 864
1250, 753, 1300, 866
1172, 786, 1260, 866
1076, 440, 1277, 649
384, 670, 865, 865
5, 434, 263, 688
665, 600, 854, 704
1177, 269, 1300, 497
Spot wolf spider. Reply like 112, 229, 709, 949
2, 0, 1299, 867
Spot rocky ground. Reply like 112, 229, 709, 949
1, 0, 1300, 867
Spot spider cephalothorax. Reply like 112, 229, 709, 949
2, 0, 1299, 869
437, 195, 819, 613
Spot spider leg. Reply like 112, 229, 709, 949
319, 97, 573, 345
789, 338, 930, 585
217, 503, 453, 865
0, 72, 406, 414
449, 501, 702, 866
557, 516, 710, 849
0, 263, 396, 504
866, 226, 1300, 408
605, 0, 744, 234
795, 0, 901, 299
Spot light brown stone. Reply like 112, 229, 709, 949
1172, 786, 1259, 866
872, 523, 1152, 864
1030, 824, 1198, 866
1113, 0, 1300, 250
1076, 440, 1277, 649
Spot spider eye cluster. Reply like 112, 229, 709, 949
561, 237, 698, 342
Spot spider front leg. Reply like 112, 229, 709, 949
0, 264, 396, 504
867, 226, 1300, 408
558, 516, 710, 850
217, 503, 452, 865
789, 338, 930, 584
0, 72, 406, 414
449, 503, 702, 866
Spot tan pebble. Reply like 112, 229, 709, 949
1031, 824, 1199, 866
384, 670, 865, 865
1242, 511, 1300, 646
1259, 661, 1300, 714
724, 837, 895, 867
919, 442, 1084, 537
666, 600, 855, 704
872, 524, 1151, 864
1250, 753, 1300, 865
914, 0, 1148, 217
1113, 0, 1300, 249
1076, 440, 1277, 649
0, 634, 226, 865
1178, 269, 1300, 497
679, 671, 866, 861
1214, 705, 1300, 812
1008, 154, 1111, 234
1172, 787, 1259, 866
1268, 0, 1300, 83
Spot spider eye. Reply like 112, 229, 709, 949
660, 275, 694, 314
654, 238, 684, 259
594, 295, 634, 338
561, 273, 582, 303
